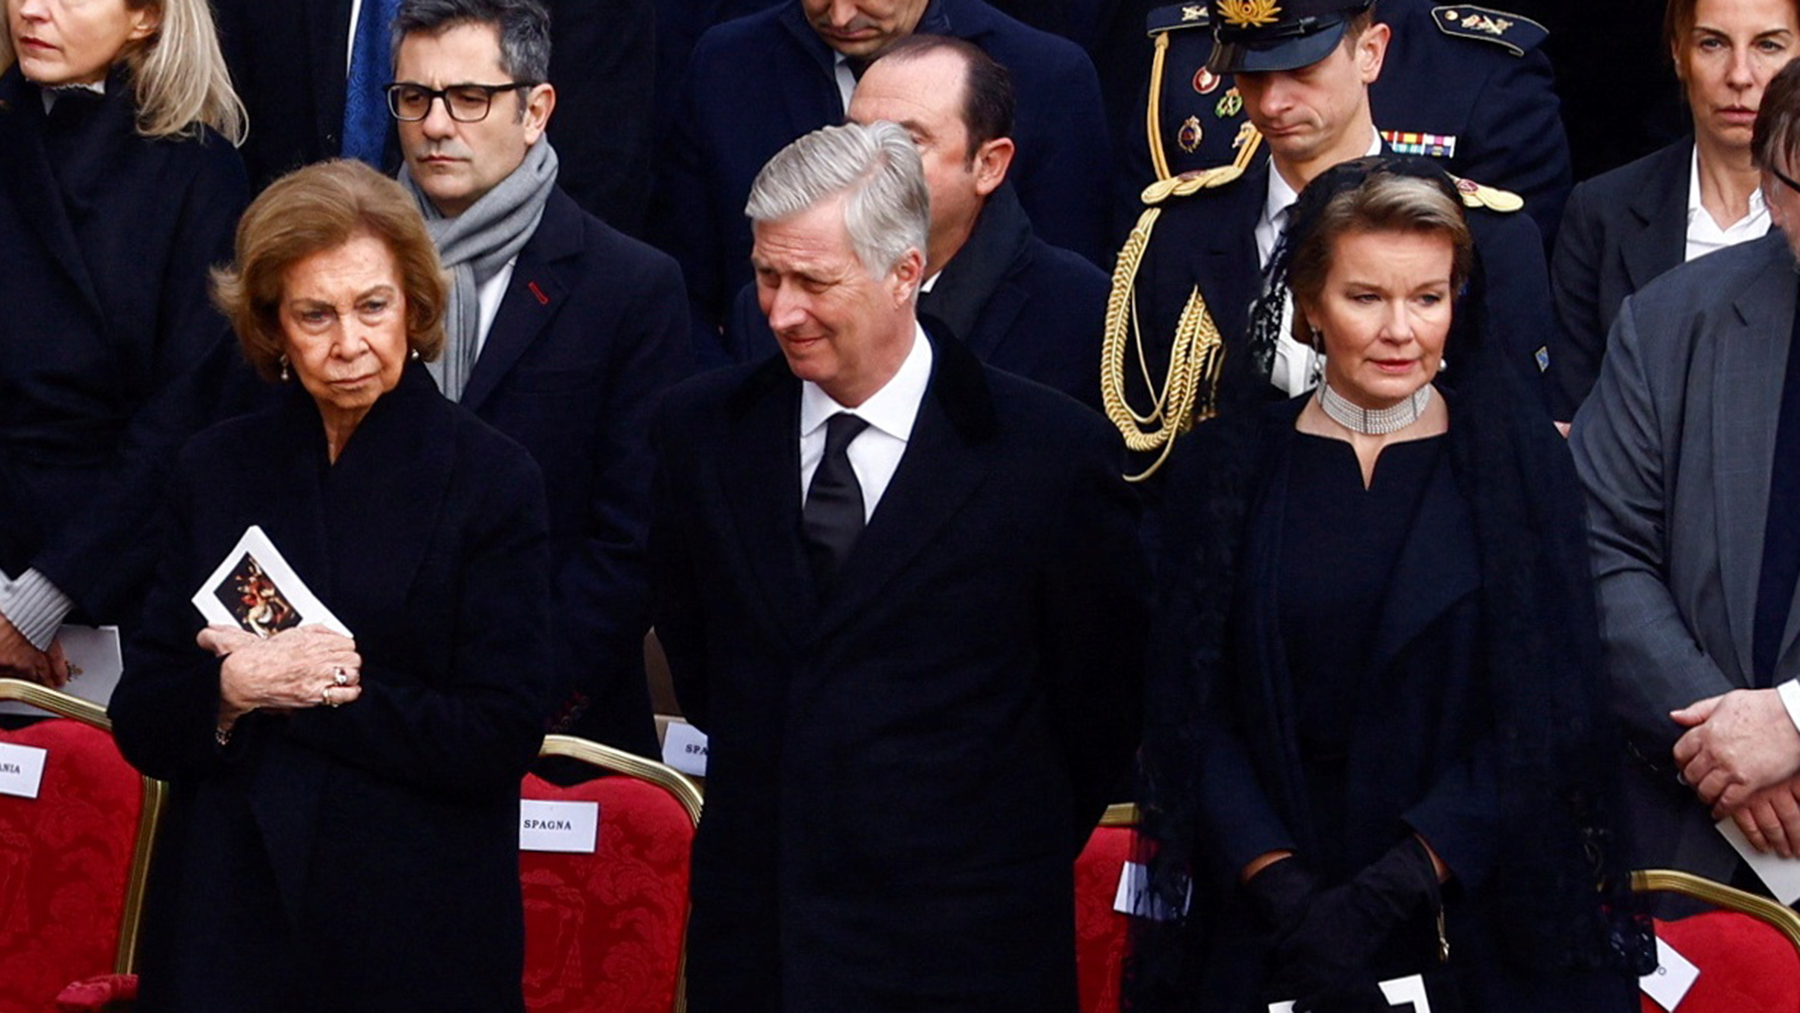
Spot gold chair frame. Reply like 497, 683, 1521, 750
0, 677, 167, 975
1631, 867, 1800, 955
535, 733, 704, 1013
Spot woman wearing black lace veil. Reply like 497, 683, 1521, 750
1129, 155, 1652, 1013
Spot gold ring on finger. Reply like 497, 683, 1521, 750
322, 685, 337, 708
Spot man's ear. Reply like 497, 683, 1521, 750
889, 246, 925, 305
522, 82, 557, 144
1356, 22, 1391, 85
971, 137, 1014, 198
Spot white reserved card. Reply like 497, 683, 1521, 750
0, 624, 122, 717
0, 741, 48, 800
1112, 860, 1190, 920
519, 799, 599, 854
1717, 816, 1800, 904
1269, 974, 1431, 1013
661, 719, 709, 777
1639, 936, 1700, 1011
191, 525, 352, 638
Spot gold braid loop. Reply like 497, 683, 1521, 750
1101, 208, 1226, 483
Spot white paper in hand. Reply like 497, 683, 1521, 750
0, 624, 122, 716
191, 525, 352, 638
1716, 816, 1800, 904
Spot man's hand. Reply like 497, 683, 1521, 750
0, 613, 56, 687
1726, 775, 1800, 857
1673, 689, 1800, 810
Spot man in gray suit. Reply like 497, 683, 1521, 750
1573, 58, 1800, 887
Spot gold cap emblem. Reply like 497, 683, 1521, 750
1217, 0, 1282, 28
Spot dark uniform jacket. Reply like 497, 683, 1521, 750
1550, 139, 1695, 418
651, 331, 1147, 1012
655, 0, 1113, 343
723, 185, 1109, 409
113, 367, 553, 1011
461, 187, 688, 757
0, 67, 247, 628
213, 0, 657, 235
1129, 0, 1571, 244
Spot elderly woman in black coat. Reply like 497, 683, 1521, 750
110, 160, 552, 1012
0, 0, 248, 685
1131, 157, 1651, 1013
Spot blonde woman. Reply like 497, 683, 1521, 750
0, 0, 248, 680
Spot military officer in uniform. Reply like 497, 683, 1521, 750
1104, 0, 1554, 496
1125, 0, 1571, 245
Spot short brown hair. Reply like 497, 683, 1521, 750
212, 160, 447, 381
1287, 167, 1475, 337
870, 35, 1014, 163
1755, 56, 1800, 171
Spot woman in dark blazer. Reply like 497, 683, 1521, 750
0, 0, 249, 683
110, 161, 553, 1012
1132, 158, 1648, 1013
1551, 0, 1797, 417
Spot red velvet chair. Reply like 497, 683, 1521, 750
0, 678, 165, 1013
1075, 803, 1138, 1013
521, 733, 703, 1013
1632, 868, 1800, 1013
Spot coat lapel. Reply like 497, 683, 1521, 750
0, 73, 105, 320
1623, 143, 1690, 292
1716, 242, 1798, 681
460, 191, 578, 412
1194, 164, 1266, 351
812, 333, 998, 642
1363, 447, 1480, 678
720, 359, 816, 646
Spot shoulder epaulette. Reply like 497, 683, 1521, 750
1430, 5, 1548, 57
1147, 2, 1211, 36
1141, 164, 1245, 205
1450, 175, 1524, 214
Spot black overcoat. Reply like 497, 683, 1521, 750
0, 67, 247, 627
462, 186, 688, 757
651, 332, 1148, 1012
1549, 139, 1693, 417
110, 367, 553, 1012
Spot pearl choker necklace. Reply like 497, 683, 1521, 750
1317, 381, 1432, 435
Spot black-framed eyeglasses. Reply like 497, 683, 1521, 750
384, 81, 538, 123
1770, 164, 1800, 197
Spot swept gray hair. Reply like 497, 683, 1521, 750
745, 121, 930, 277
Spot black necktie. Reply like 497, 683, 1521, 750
802, 413, 871, 588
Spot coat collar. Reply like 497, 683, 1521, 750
0, 65, 118, 320
459, 186, 580, 411
917, 181, 1034, 356
720, 324, 997, 645
1715, 234, 1800, 680
1623, 140, 1693, 292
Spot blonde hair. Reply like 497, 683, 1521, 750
213, 161, 447, 381
0, 0, 247, 144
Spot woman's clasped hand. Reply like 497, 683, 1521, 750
199, 624, 362, 722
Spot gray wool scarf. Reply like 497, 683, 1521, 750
399, 139, 558, 401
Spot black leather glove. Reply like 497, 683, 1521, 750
1271, 837, 1443, 1013
1242, 856, 1321, 938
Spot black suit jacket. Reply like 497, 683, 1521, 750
214, 0, 656, 234
655, 0, 1113, 343
722, 185, 1108, 408
1550, 139, 1693, 417
651, 332, 1147, 1012
112, 367, 552, 1012
0, 68, 247, 626
465, 187, 688, 756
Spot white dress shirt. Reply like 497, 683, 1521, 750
798, 323, 933, 522
1262, 131, 1387, 397
474, 258, 518, 354
1685, 146, 1770, 263
833, 54, 857, 116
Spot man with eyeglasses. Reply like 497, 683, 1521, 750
1574, 56, 1800, 895
389, 0, 688, 762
